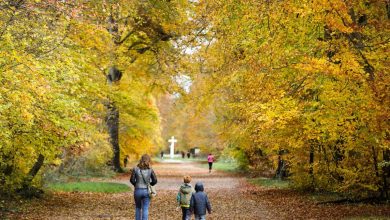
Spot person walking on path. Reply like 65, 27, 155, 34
190, 182, 212, 220
207, 154, 214, 173
176, 175, 195, 220
123, 155, 129, 168
130, 154, 158, 220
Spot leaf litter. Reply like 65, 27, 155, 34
2, 161, 389, 219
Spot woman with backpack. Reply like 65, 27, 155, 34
130, 154, 158, 220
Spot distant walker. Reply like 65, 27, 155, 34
207, 154, 215, 173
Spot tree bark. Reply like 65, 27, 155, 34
106, 12, 123, 173
382, 150, 390, 199
17, 154, 45, 198
106, 102, 123, 172
309, 144, 315, 188
372, 146, 379, 177
275, 150, 287, 179
27, 154, 45, 180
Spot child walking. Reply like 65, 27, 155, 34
177, 175, 194, 220
190, 182, 212, 220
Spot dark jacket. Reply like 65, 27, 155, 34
190, 182, 211, 215
130, 167, 157, 189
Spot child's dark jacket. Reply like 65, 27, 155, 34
190, 182, 212, 215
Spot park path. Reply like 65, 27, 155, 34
114, 159, 271, 219
118, 159, 241, 190
5, 160, 390, 219
5, 160, 271, 220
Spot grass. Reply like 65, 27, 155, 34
46, 182, 131, 193
198, 160, 240, 172
43, 167, 117, 184
248, 177, 290, 189
210, 161, 240, 172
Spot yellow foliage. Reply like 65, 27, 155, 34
180, 0, 390, 197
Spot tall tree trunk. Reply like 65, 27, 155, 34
105, 66, 122, 172
372, 146, 379, 177
371, 146, 383, 197
106, 102, 122, 172
25, 154, 45, 183
106, 12, 123, 172
382, 150, 390, 199
386, 1, 390, 19
275, 150, 287, 179
18, 154, 45, 198
309, 144, 315, 188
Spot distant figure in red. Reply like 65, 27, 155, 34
207, 154, 214, 173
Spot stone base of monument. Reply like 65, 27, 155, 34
161, 154, 180, 159
160, 154, 185, 163
162, 159, 184, 163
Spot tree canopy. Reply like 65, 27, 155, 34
169, 0, 390, 198
0, 0, 389, 199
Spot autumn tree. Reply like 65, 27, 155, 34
0, 0, 189, 195
76, 0, 189, 171
182, 0, 389, 198
0, 0, 110, 195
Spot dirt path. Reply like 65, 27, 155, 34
4, 160, 390, 219
116, 160, 271, 219
4, 160, 270, 220
119, 160, 242, 190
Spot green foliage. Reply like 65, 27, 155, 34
47, 182, 130, 193
202, 161, 239, 173
230, 147, 250, 170
248, 178, 290, 189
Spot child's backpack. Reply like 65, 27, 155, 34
179, 185, 193, 207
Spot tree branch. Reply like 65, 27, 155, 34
114, 29, 136, 45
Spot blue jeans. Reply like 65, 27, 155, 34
195, 214, 206, 220
134, 188, 150, 220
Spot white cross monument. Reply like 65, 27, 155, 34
168, 136, 177, 159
